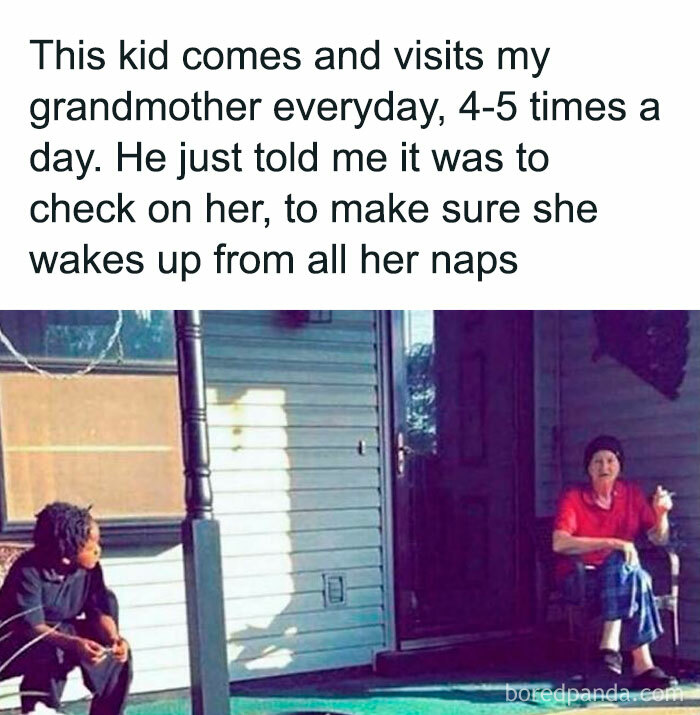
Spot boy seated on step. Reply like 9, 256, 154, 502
0, 503, 131, 714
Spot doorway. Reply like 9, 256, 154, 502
390, 311, 535, 645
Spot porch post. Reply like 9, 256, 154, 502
175, 310, 230, 715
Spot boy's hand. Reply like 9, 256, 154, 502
111, 636, 129, 664
74, 636, 107, 664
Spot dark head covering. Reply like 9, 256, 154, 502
584, 434, 624, 472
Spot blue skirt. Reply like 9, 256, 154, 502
563, 551, 663, 648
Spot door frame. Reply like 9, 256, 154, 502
376, 310, 399, 654
384, 310, 536, 649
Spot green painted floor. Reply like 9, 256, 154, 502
63, 669, 700, 715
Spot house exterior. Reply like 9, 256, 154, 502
0, 309, 697, 705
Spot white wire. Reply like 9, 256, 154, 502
0, 311, 123, 379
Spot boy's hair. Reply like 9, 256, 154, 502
33, 502, 94, 561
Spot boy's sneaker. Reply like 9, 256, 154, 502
27, 704, 65, 714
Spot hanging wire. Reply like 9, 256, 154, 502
0, 311, 124, 379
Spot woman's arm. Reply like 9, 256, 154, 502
553, 530, 639, 566
647, 486, 672, 545
648, 512, 670, 546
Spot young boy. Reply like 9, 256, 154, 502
0, 503, 131, 714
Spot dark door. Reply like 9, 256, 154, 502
391, 311, 535, 643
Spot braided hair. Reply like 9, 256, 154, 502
33, 502, 93, 562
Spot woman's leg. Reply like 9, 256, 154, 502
598, 551, 663, 650
631, 643, 655, 675
599, 619, 622, 651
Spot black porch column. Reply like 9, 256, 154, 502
175, 310, 230, 715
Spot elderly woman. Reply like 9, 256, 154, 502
552, 435, 675, 688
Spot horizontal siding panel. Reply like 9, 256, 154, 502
222, 548, 382, 578
117, 580, 185, 607
205, 361, 377, 386
106, 560, 184, 586
560, 374, 700, 403
211, 469, 379, 493
119, 614, 383, 663
125, 589, 382, 632
131, 666, 190, 694
208, 405, 378, 428
230, 625, 384, 660
564, 408, 700, 433
101, 543, 181, 564
229, 606, 383, 639
104, 543, 383, 583
224, 568, 383, 599
561, 334, 700, 367
117, 568, 384, 608
227, 587, 383, 620
105, 548, 381, 592
211, 448, 379, 471
215, 488, 381, 514
204, 337, 375, 365
562, 434, 700, 460
217, 508, 380, 535
563, 390, 697, 415
206, 383, 378, 407
204, 321, 376, 344
122, 604, 187, 630
219, 528, 380, 557
120, 589, 385, 641
208, 426, 378, 450
204, 310, 375, 327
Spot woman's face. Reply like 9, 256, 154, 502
587, 449, 621, 491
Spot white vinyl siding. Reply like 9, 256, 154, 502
203, 310, 387, 680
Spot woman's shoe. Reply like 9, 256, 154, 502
631, 666, 678, 690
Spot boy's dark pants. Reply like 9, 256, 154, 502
0, 593, 132, 714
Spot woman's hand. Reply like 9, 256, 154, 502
652, 485, 674, 516
611, 539, 639, 567
111, 636, 130, 664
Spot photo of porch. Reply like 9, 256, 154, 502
0, 310, 697, 713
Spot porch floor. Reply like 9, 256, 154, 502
65, 666, 700, 715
